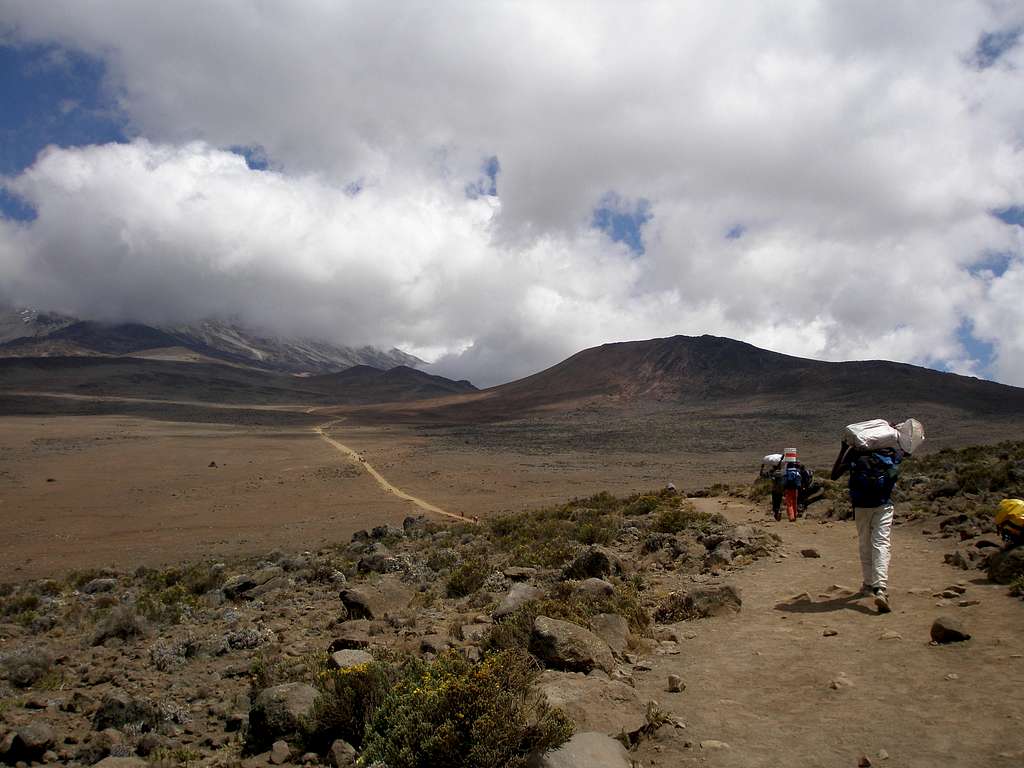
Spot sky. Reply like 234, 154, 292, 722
0, 2, 1023, 388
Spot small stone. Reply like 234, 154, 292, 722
829, 674, 854, 690
859, 756, 873, 767
634, 659, 654, 671
957, 599, 980, 607
940, 590, 959, 599
944, 673, 959, 681
700, 740, 731, 750
328, 649, 374, 671
800, 548, 821, 558
946, 585, 966, 595
878, 749, 890, 760
930, 616, 971, 644
823, 628, 839, 637
879, 630, 902, 641
270, 740, 291, 765
667, 674, 684, 693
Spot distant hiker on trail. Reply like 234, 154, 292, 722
831, 418, 924, 615
780, 448, 802, 522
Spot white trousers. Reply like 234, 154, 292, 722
854, 504, 894, 590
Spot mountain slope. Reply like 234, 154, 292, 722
307, 365, 476, 403
384, 335, 1024, 424
0, 309, 423, 374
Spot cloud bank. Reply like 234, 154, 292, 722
1, 1, 1023, 386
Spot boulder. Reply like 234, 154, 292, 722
328, 649, 374, 671
270, 741, 291, 765
589, 613, 631, 656
531, 616, 615, 673
800, 548, 821, 559
493, 583, 544, 620
93, 689, 159, 731
705, 543, 733, 568
654, 584, 742, 622
339, 580, 412, 620
2, 722, 56, 763
537, 671, 645, 734
248, 683, 319, 750
82, 578, 118, 594
575, 578, 614, 598
222, 574, 259, 600
247, 576, 292, 599
329, 620, 372, 650
987, 546, 1024, 585
503, 566, 538, 582
930, 616, 971, 644
327, 739, 357, 768
562, 546, 622, 580
529, 732, 631, 768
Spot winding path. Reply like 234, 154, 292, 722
313, 419, 472, 524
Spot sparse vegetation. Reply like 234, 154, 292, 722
359, 650, 573, 768
92, 604, 147, 645
446, 558, 490, 598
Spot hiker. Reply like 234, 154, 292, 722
780, 448, 802, 522
797, 465, 825, 512
760, 454, 785, 521
830, 436, 904, 614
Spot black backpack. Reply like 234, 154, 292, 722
848, 449, 902, 508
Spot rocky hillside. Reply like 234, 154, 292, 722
0, 489, 779, 768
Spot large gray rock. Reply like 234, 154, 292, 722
92, 759, 149, 768
590, 613, 631, 656
223, 567, 285, 600
339, 579, 412, 620
328, 739, 357, 768
529, 732, 631, 768
531, 616, 615, 673
493, 583, 544, 620
562, 546, 622, 581
654, 584, 742, 622
987, 545, 1024, 584
575, 578, 614, 598
248, 683, 319, 749
328, 649, 374, 670
538, 670, 645, 734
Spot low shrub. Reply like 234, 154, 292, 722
92, 605, 146, 645
446, 559, 489, 598
0, 646, 53, 688
359, 649, 572, 768
300, 655, 399, 751
653, 501, 722, 534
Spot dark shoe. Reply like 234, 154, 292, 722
873, 588, 891, 614
773, 511, 782, 521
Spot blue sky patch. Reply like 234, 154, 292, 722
0, 186, 37, 222
993, 205, 1024, 227
968, 250, 1013, 278
227, 144, 270, 171
465, 155, 500, 199
0, 42, 127, 176
593, 193, 652, 255
955, 318, 995, 375
972, 27, 1021, 69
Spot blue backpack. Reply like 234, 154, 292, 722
783, 464, 803, 489
849, 450, 902, 508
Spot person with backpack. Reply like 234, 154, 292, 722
780, 448, 803, 523
831, 438, 905, 614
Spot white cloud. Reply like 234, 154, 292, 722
1, 1, 1023, 386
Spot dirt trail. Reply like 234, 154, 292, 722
314, 419, 471, 524
633, 497, 1024, 768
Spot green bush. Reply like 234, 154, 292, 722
446, 559, 489, 598
300, 656, 399, 751
653, 501, 722, 534
359, 650, 572, 768
92, 605, 146, 645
